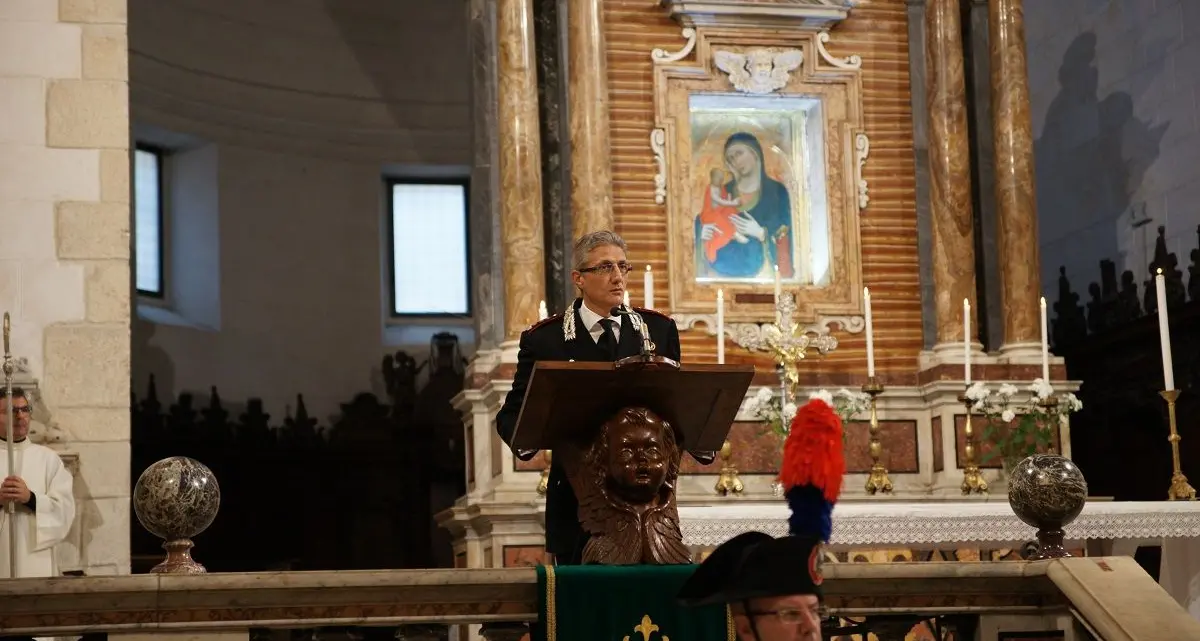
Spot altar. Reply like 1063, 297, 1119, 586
679, 500, 1200, 549
676, 500, 1200, 617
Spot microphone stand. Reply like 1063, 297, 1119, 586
611, 305, 710, 466
611, 305, 655, 358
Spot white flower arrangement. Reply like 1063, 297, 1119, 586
743, 387, 872, 440
964, 378, 1082, 469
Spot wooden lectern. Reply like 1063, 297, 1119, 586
512, 355, 754, 565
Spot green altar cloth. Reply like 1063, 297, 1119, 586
534, 565, 734, 641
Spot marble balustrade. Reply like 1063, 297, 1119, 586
0, 560, 1195, 639
0, 562, 1080, 636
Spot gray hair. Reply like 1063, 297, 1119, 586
572, 231, 628, 270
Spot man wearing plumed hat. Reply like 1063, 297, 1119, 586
678, 395, 845, 641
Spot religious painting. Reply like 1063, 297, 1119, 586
689, 95, 830, 289
651, 29, 869, 326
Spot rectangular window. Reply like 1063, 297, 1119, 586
387, 179, 471, 316
134, 146, 165, 297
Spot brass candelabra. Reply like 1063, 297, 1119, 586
714, 439, 744, 495
1161, 390, 1195, 501
536, 450, 552, 496
959, 390, 989, 495
862, 377, 892, 494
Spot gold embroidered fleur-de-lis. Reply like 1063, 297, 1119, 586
622, 615, 669, 641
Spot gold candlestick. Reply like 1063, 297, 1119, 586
1161, 390, 1195, 501
536, 450, 552, 496
862, 377, 892, 494
959, 391, 989, 495
714, 439, 744, 496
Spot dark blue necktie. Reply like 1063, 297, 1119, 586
597, 318, 618, 359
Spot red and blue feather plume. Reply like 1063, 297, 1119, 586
777, 397, 845, 542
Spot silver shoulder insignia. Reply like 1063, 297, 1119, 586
563, 307, 576, 341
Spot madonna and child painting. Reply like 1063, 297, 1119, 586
689, 102, 829, 288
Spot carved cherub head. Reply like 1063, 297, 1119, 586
746, 49, 777, 83
589, 407, 679, 505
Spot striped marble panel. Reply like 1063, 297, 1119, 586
603, 0, 922, 376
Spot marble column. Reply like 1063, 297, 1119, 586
968, 0, 1005, 353
925, 0, 979, 349
905, 0, 937, 349
533, 0, 574, 313
989, 0, 1042, 352
497, 0, 548, 341
468, 0, 505, 348
566, 0, 615, 237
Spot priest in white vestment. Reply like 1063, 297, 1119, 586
0, 388, 75, 580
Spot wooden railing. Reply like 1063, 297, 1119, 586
0, 559, 1195, 639
131, 334, 469, 572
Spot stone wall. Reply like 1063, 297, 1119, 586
1027, 0, 1198, 304
128, 0, 472, 419
0, 0, 131, 574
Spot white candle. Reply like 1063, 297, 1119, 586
1039, 296, 1050, 382
623, 291, 630, 307
773, 264, 782, 325
538, 300, 548, 321
864, 287, 875, 378
1155, 269, 1175, 391
716, 289, 725, 365
644, 265, 654, 309
963, 298, 971, 385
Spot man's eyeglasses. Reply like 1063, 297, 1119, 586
578, 262, 633, 275
7, 407, 31, 416
748, 606, 826, 625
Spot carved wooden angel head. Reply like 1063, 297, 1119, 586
588, 406, 680, 506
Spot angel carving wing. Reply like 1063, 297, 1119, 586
576, 469, 642, 565
714, 50, 751, 91
644, 495, 691, 565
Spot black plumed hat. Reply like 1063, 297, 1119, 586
676, 532, 825, 606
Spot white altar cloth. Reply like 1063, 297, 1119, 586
678, 501, 1200, 547
679, 500, 1200, 618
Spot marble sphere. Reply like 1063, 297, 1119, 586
1008, 453, 1087, 531
133, 456, 221, 541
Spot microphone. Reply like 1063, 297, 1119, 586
610, 305, 654, 357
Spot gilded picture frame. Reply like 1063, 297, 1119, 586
652, 29, 869, 326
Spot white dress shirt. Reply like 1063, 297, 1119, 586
577, 303, 622, 344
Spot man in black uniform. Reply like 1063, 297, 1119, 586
495, 230, 714, 565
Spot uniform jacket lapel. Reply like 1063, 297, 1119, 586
565, 301, 596, 361
616, 313, 640, 359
